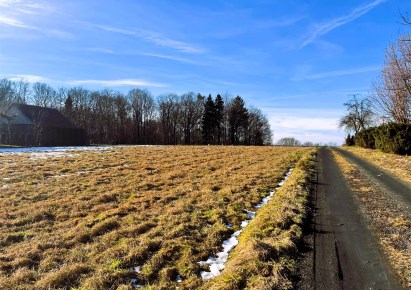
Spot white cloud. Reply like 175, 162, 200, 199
96, 24, 203, 54
8, 74, 49, 83
140, 52, 197, 64
0, 15, 73, 38
67, 79, 167, 88
0, 1, 71, 39
265, 108, 345, 144
301, 0, 387, 48
292, 65, 380, 81
87, 47, 115, 54
0, 15, 32, 28
274, 116, 338, 131
0, 0, 53, 14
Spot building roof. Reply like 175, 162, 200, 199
12, 104, 76, 128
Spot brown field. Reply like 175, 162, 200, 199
333, 150, 411, 288
341, 146, 411, 185
0, 145, 311, 289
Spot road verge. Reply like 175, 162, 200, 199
203, 149, 316, 290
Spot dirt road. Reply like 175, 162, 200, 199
335, 148, 411, 206
299, 147, 402, 289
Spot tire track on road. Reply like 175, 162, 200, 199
310, 147, 402, 289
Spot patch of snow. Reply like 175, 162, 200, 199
2, 178, 11, 181
134, 266, 141, 273
255, 191, 276, 209
199, 228, 243, 279
130, 266, 142, 288
244, 209, 256, 218
241, 220, 250, 227
225, 223, 233, 229
30, 152, 75, 159
47, 174, 69, 179
130, 278, 141, 288
198, 167, 294, 280
176, 275, 183, 283
0, 146, 112, 158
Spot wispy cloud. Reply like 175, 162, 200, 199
8, 74, 50, 83
0, 1, 72, 39
87, 47, 115, 54
0, 15, 32, 28
95, 24, 203, 54
300, 0, 387, 48
67, 79, 167, 88
140, 52, 197, 64
293, 65, 380, 81
86, 47, 198, 64
0, 15, 73, 39
0, 0, 54, 17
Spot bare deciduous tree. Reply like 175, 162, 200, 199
276, 137, 301, 146
32, 82, 57, 108
339, 95, 374, 134
372, 35, 411, 124
158, 94, 181, 145
129, 88, 156, 144
248, 107, 272, 145
12, 79, 30, 104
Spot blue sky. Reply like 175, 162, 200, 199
1, 0, 411, 144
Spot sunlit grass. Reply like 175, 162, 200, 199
0, 145, 310, 289
341, 146, 411, 185
201, 150, 316, 290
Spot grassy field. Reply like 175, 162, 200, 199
0, 146, 312, 289
333, 150, 411, 288
341, 146, 411, 185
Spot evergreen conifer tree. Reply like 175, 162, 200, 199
202, 95, 216, 144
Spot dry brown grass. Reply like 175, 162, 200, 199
201, 149, 316, 290
341, 146, 411, 185
0, 145, 310, 289
332, 150, 411, 288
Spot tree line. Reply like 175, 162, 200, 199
0, 78, 272, 146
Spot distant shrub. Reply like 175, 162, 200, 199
354, 128, 376, 149
374, 123, 411, 155
344, 134, 355, 146
354, 123, 411, 155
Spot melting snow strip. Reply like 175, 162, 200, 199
130, 266, 142, 288
198, 167, 294, 280
0, 146, 112, 156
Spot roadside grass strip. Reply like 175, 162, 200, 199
198, 168, 294, 280
203, 149, 316, 290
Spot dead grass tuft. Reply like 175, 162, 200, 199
35, 263, 91, 289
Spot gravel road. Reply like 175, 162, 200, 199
298, 147, 403, 289
335, 148, 411, 206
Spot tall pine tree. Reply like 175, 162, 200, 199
215, 94, 224, 145
228, 96, 249, 145
202, 94, 216, 144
